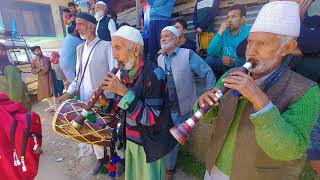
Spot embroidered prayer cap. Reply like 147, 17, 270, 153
77, 12, 97, 25
250, 1, 300, 37
112, 26, 144, 46
161, 26, 180, 38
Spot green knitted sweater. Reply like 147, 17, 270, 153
203, 74, 320, 176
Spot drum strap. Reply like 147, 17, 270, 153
74, 40, 103, 97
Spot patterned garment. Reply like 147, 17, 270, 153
117, 59, 168, 144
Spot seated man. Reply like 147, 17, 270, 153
199, 1, 320, 179
173, 18, 197, 52
205, 4, 250, 79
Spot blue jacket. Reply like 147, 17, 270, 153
147, 0, 176, 20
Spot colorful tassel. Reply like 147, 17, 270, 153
107, 164, 117, 172
100, 166, 108, 174
86, 113, 97, 123
108, 171, 116, 177
111, 155, 121, 164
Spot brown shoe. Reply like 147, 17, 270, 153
166, 169, 175, 180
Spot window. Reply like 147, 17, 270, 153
0, 1, 56, 37
8, 48, 30, 65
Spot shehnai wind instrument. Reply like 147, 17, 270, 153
170, 62, 253, 144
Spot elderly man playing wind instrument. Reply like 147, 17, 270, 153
198, 1, 320, 179
101, 26, 177, 180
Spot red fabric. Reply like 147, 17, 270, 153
50, 51, 60, 64
0, 93, 42, 180
126, 127, 141, 138
107, 164, 117, 172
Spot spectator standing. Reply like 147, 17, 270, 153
50, 51, 66, 97
68, 2, 78, 14
30, 46, 55, 111
95, 0, 118, 70
193, 0, 221, 34
60, 24, 83, 83
157, 26, 215, 179
193, 0, 221, 56
94, 0, 117, 41
62, 8, 71, 26
141, 1, 151, 57
147, 0, 176, 63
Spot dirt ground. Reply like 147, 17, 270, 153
33, 101, 195, 180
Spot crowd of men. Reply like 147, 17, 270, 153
0, 0, 319, 179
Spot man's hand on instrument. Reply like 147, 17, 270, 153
89, 93, 109, 106
102, 72, 129, 97
58, 93, 71, 103
223, 71, 270, 111
199, 88, 221, 108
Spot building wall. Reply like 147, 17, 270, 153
0, 0, 70, 48
17, 0, 70, 38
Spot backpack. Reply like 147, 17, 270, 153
0, 92, 42, 180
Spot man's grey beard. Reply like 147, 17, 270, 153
248, 47, 283, 74
249, 58, 279, 74
80, 34, 87, 40
124, 57, 135, 71
94, 11, 104, 20
161, 41, 176, 50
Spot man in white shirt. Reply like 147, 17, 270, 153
58, 12, 115, 175
94, 0, 117, 71
94, 0, 117, 41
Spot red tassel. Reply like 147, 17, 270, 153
107, 164, 117, 172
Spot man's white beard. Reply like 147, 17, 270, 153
80, 35, 86, 39
249, 58, 279, 74
95, 11, 104, 20
161, 41, 176, 50
124, 57, 135, 71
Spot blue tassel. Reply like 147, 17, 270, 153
109, 171, 116, 177
112, 155, 121, 164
